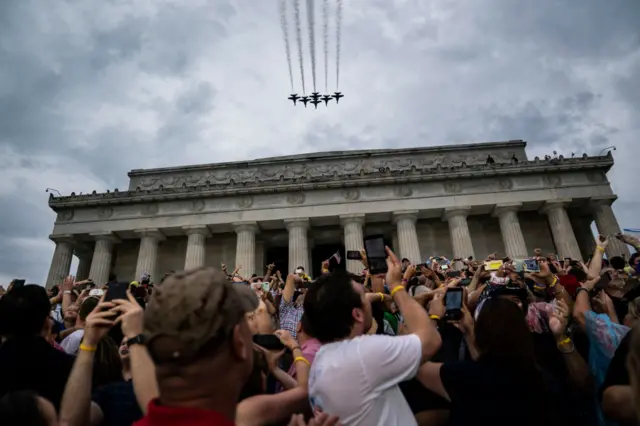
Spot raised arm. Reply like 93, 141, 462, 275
386, 248, 441, 363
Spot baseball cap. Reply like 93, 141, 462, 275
144, 267, 259, 364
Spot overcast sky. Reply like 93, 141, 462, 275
1, 0, 639, 285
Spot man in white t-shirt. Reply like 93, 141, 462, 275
304, 248, 442, 426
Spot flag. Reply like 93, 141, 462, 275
331, 250, 342, 264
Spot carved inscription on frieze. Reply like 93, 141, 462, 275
130, 149, 518, 190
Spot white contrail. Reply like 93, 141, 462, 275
335, 0, 342, 89
279, 0, 294, 92
306, 0, 317, 92
293, 0, 306, 94
322, 0, 329, 93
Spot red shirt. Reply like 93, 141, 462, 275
135, 400, 235, 426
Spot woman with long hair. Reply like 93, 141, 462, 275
416, 297, 557, 426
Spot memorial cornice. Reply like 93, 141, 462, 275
48, 154, 613, 209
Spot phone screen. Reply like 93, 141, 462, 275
105, 281, 128, 301
523, 259, 540, 272
252, 334, 286, 351
445, 288, 463, 320
346, 250, 362, 260
446, 271, 462, 278
596, 272, 612, 290
364, 235, 388, 275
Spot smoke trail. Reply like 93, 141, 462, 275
335, 0, 342, 89
306, 0, 317, 92
293, 0, 306, 95
322, 0, 328, 93
279, 0, 294, 92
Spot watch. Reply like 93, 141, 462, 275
126, 334, 146, 347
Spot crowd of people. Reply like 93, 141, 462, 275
1, 232, 640, 426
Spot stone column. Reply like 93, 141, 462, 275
591, 196, 630, 258
134, 229, 165, 282
88, 233, 119, 285
444, 207, 475, 260
233, 222, 259, 276
492, 203, 528, 259
340, 214, 365, 273
45, 235, 74, 289
393, 211, 421, 264
285, 218, 310, 273
571, 215, 597, 260
540, 200, 582, 260
183, 226, 210, 270
75, 250, 93, 281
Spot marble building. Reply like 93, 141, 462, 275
45, 140, 628, 288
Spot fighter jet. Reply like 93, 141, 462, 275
310, 98, 321, 109
332, 92, 344, 103
310, 92, 321, 102
288, 94, 299, 105
299, 96, 310, 107
321, 94, 332, 106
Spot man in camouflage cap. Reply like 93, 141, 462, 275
135, 267, 258, 426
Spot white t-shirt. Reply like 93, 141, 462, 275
308, 334, 422, 426
60, 329, 85, 356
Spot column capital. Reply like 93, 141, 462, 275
90, 232, 121, 243
340, 214, 365, 226
134, 228, 166, 241
49, 234, 75, 244
540, 199, 572, 215
182, 225, 211, 237
284, 218, 310, 230
233, 221, 259, 233
590, 195, 618, 207
443, 206, 471, 221
392, 210, 418, 224
492, 202, 523, 217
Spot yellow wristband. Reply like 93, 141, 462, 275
79, 343, 97, 352
294, 356, 310, 366
557, 337, 571, 346
390, 286, 406, 297
597, 246, 605, 253
549, 276, 558, 288
429, 315, 441, 321
377, 292, 385, 302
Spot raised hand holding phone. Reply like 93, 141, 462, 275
384, 247, 403, 291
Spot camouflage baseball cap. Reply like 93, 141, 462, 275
144, 267, 258, 364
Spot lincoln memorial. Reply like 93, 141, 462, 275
45, 140, 629, 287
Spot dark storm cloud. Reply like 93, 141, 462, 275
1, 0, 639, 283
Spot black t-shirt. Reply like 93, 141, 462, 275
0, 335, 74, 409
599, 330, 631, 402
92, 380, 143, 426
440, 360, 558, 426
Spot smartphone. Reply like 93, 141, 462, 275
12, 279, 26, 290
523, 259, 540, 273
105, 281, 128, 301
253, 334, 286, 351
261, 282, 270, 291
89, 288, 105, 297
459, 278, 471, 286
346, 250, 362, 260
484, 260, 504, 271
595, 272, 612, 291
445, 288, 463, 320
446, 270, 462, 278
363, 235, 388, 275
416, 263, 427, 270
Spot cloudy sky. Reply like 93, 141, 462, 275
1, 0, 639, 284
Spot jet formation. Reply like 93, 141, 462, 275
288, 92, 344, 109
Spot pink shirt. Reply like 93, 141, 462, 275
288, 338, 322, 380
